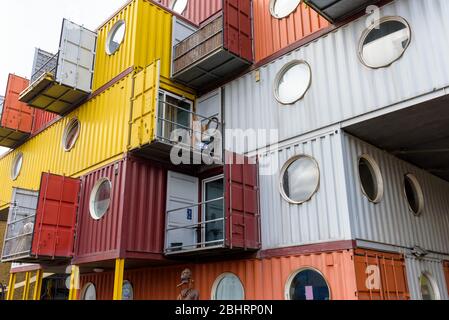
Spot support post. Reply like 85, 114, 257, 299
113, 258, 125, 300
32, 270, 43, 301
6, 273, 16, 301
22, 272, 31, 300
69, 265, 80, 301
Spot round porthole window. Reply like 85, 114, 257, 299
82, 283, 97, 300
270, 0, 301, 19
106, 20, 126, 55
420, 273, 439, 300
404, 173, 424, 216
280, 155, 320, 204
171, 0, 188, 14
212, 273, 245, 300
89, 178, 112, 220
11, 152, 23, 181
358, 155, 384, 203
285, 268, 331, 300
274, 60, 311, 105
359, 16, 411, 69
122, 280, 134, 300
62, 118, 81, 152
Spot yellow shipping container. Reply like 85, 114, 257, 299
93, 0, 174, 91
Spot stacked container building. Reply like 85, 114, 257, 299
0, 0, 448, 301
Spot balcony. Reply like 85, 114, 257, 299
1, 174, 80, 264
305, 0, 382, 23
19, 19, 96, 115
164, 154, 260, 257
171, 0, 252, 90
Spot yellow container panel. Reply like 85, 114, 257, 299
93, 0, 173, 91
0, 75, 134, 210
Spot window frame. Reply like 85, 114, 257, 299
274, 60, 312, 105
358, 16, 412, 69
269, 0, 302, 19
89, 177, 113, 221
106, 20, 126, 56
403, 173, 424, 216
201, 175, 225, 248
279, 154, 320, 205
420, 272, 441, 301
122, 280, 134, 300
171, 0, 189, 15
211, 272, 245, 300
62, 118, 81, 152
284, 267, 332, 300
11, 152, 24, 181
357, 154, 384, 204
81, 282, 97, 300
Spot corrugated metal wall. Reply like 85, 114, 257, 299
79, 250, 357, 300
258, 130, 352, 250
405, 255, 449, 300
0, 74, 133, 212
253, 0, 329, 63
31, 110, 59, 135
225, 0, 449, 153
74, 156, 167, 263
343, 133, 449, 254
157, 0, 222, 25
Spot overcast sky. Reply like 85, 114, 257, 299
0, 0, 128, 156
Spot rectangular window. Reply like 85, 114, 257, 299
202, 175, 225, 248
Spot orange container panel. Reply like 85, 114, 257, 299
253, 0, 329, 63
354, 249, 409, 300
79, 250, 358, 300
1, 74, 33, 133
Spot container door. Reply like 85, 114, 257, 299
166, 171, 199, 252
223, 0, 253, 62
225, 152, 260, 250
56, 19, 97, 93
31, 173, 81, 258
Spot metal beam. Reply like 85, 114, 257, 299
6, 273, 16, 301
113, 259, 125, 300
69, 265, 80, 301
32, 270, 43, 301
22, 272, 31, 300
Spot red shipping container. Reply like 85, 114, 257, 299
157, 0, 222, 25
0, 74, 33, 147
31, 109, 59, 135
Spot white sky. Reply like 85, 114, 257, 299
0, 0, 128, 156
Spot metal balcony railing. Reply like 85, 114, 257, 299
31, 52, 58, 84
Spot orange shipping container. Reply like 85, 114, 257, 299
253, 0, 329, 63
354, 249, 409, 300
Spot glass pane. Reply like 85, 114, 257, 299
289, 270, 330, 300
362, 20, 410, 68
83, 284, 96, 300
122, 281, 134, 300
172, 0, 188, 14
93, 180, 111, 218
359, 158, 378, 201
277, 62, 310, 104
273, 0, 301, 18
205, 178, 224, 246
162, 95, 192, 142
12, 154, 23, 180
108, 22, 125, 54
420, 275, 436, 300
282, 157, 319, 203
405, 176, 419, 213
65, 121, 79, 150
215, 275, 244, 300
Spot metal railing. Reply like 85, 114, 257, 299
165, 197, 225, 253
31, 52, 59, 83
157, 99, 223, 161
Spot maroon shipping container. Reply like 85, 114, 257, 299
171, 0, 253, 90
31, 109, 59, 135
73, 156, 167, 265
157, 0, 222, 25
1, 173, 80, 263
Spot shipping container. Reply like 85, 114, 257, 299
0, 74, 33, 148
1, 173, 80, 263
253, 0, 329, 63
157, 0, 222, 25
0, 73, 134, 212
305, 0, 382, 23
31, 110, 59, 136
171, 0, 253, 90
164, 152, 260, 256
20, 19, 97, 115
73, 156, 167, 264
225, 0, 449, 153
257, 129, 352, 250
79, 249, 358, 300
354, 249, 409, 300
405, 255, 449, 300
342, 133, 449, 254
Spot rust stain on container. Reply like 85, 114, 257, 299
157, 0, 222, 25
253, 0, 329, 62
73, 156, 167, 264
79, 250, 358, 300
354, 249, 409, 300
